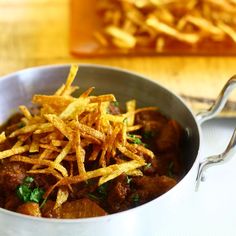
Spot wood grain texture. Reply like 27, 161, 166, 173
0, 0, 236, 110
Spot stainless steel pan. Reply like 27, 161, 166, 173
0, 64, 235, 236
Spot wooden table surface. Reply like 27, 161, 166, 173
1, 0, 236, 112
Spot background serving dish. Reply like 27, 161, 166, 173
0, 64, 235, 236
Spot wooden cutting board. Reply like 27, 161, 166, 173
0, 0, 236, 116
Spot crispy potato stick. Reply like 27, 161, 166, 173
99, 144, 109, 167
39, 132, 60, 144
31, 149, 54, 170
51, 140, 68, 147
61, 86, 79, 97
0, 145, 29, 160
102, 114, 125, 123
34, 126, 55, 134
54, 187, 69, 210
79, 87, 95, 98
54, 141, 72, 163
39, 149, 53, 160
19, 105, 32, 120
60, 97, 89, 120
40, 104, 58, 116
126, 169, 143, 176
117, 144, 146, 163
90, 94, 116, 103
9, 123, 53, 138
98, 160, 144, 185
0, 132, 6, 144
71, 121, 105, 142
126, 99, 136, 126
80, 133, 102, 145
55, 83, 66, 96
105, 26, 137, 48
186, 15, 223, 35
126, 142, 154, 158
94, 31, 109, 46
60, 64, 79, 96
27, 168, 63, 180
121, 121, 127, 146
126, 124, 142, 132
134, 106, 158, 114
217, 22, 236, 42
39, 144, 61, 152
146, 16, 199, 44
74, 132, 86, 175
106, 126, 121, 157
29, 134, 40, 153
44, 114, 73, 140
89, 145, 101, 161
13, 140, 24, 148
33, 95, 75, 108
11, 155, 68, 177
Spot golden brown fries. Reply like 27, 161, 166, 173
95, 0, 236, 51
0, 64, 157, 203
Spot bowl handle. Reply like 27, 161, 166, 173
196, 75, 236, 124
195, 128, 236, 191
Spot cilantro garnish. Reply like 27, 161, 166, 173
16, 176, 45, 203
17, 122, 25, 128
126, 176, 132, 184
128, 134, 144, 145
131, 193, 140, 206
144, 163, 152, 170
143, 131, 155, 139
112, 101, 119, 107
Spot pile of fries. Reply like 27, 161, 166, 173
0, 65, 156, 206
94, 0, 236, 51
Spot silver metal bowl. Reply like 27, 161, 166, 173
0, 64, 235, 236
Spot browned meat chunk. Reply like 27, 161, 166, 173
155, 120, 182, 152
135, 110, 168, 133
0, 161, 28, 191
132, 175, 176, 203
41, 200, 60, 218
4, 195, 21, 211
42, 199, 107, 219
17, 202, 41, 217
107, 174, 130, 212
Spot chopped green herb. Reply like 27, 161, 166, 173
126, 176, 132, 184
16, 176, 44, 203
39, 198, 47, 209
144, 163, 152, 170
88, 193, 101, 201
97, 182, 109, 198
112, 101, 119, 107
133, 138, 142, 145
131, 193, 140, 206
123, 117, 128, 124
29, 188, 45, 203
16, 185, 31, 202
23, 176, 34, 185
128, 134, 144, 145
18, 122, 25, 128
143, 131, 155, 139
